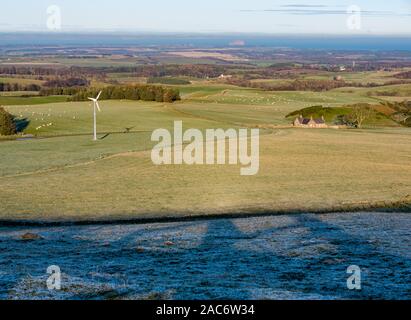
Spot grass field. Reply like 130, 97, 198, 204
332, 83, 411, 98
0, 95, 67, 106
1, 86, 410, 222
304, 70, 403, 84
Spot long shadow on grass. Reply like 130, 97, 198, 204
14, 118, 30, 133
106, 216, 411, 299
134, 216, 411, 299
1, 214, 410, 299
99, 133, 110, 140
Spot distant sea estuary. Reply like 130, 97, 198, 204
0, 212, 410, 300
2, 33, 411, 51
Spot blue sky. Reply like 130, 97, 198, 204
1, 0, 410, 34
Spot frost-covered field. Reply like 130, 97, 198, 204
0, 212, 410, 300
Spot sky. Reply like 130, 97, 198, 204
1, 0, 411, 35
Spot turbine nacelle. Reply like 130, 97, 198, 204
88, 91, 102, 112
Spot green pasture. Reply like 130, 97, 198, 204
5, 100, 231, 137
0, 84, 410, 221
1, 127, 410, 221
304, 70, 401, 84
0, 95, 67, 106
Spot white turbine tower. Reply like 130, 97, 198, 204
88, 91, 102, 141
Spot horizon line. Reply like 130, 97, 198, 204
1, 30, 411, 37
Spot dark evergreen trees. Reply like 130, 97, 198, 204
0, 107, 17, 136
41, 85, 181, 103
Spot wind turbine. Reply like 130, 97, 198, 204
88, 91, 102, 141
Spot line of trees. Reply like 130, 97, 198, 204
109, 64, 229, 79
0, 66, 100, 78
40, 85, 181, 103
43, 77, 89, 88
225, 78, 349, 92
0, 82, 41, 92
224, 78, 408, 92
147, 77, 191, 85
39, 87, 82, 96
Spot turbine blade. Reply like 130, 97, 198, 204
96, 102, 101, 112
88, 98, 96, 102
96, 91, 102, 100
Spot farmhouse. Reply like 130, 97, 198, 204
293, 115, 327, 128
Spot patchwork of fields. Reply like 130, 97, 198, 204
1, 85, 410, 222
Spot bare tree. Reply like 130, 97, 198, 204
349, 104, 373, 128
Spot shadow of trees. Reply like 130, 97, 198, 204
1, 213, 410, 300
14, 117, 30, 133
